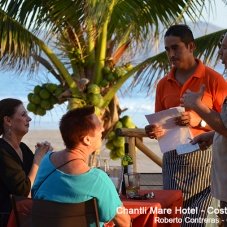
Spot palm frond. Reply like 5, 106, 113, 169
0, 0, 225, 94
110, 41, 131, 65
105, 0, 210, 62
0, 8, 40, 72
0, 7, 75, 87
32, 54, 64, 83
195, 29, 227, 65
1, 0, 210, 49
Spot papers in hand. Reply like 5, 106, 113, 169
176, 143, 200, 155
145, 107, 193, 153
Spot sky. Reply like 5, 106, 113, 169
202, 0, 227, 28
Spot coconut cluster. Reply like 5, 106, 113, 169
84, 65, 131, 115
27, 83, 64, 116
100, 65, 128, 88
106, 116, 136, 160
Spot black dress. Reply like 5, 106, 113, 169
0, 138, 34, 227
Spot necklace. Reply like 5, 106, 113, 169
2, 137, 23, 161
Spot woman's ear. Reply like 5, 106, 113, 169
82, 135, 91, 146
3, 116, 12, 127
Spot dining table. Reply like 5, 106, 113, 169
105, 190, 183, 227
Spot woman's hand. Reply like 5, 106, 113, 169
28, 141, 53, 188
33, 141, 52, 165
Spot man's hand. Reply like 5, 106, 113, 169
191, 131, 214, 150
175, 111, 201, 127
145, 124, 165, 139
180, 84, 205, 110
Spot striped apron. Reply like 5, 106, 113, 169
163, 148, 212, 227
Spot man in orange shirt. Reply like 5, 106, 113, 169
181, 32, 227, 226
145, 25, 227, 227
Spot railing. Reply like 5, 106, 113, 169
116, 128, 162, 172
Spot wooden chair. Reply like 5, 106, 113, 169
10, 195, 100, 227
32, 198, 100, 227
9, 195, 33, 227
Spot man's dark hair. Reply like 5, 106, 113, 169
218, 33, 226, 48
165, 24, 194, 45
59, 105, 96, 149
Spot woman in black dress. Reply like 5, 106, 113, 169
0, 98, 50, 227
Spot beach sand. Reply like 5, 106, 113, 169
23, 130, 162, 173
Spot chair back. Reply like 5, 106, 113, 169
9, 195, 100, 227
32, 198, 100, 227
9, 195, 33, 227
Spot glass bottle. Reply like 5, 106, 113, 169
121, 139, 133, 195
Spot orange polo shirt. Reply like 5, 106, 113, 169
155, 59, 227, 136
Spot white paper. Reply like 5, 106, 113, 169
176, 143, 200, 155
145, 107, 193, 153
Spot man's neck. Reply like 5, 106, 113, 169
175, 59, 198, 85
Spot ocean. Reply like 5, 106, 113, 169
0, 63, 224, 130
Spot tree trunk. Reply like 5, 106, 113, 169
101, 95, 121, 138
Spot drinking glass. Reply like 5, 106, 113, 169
107, 166, 123, 193
124, 172, 140, 198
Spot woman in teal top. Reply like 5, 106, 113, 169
32, 106, 131, 227
33, 152, 122, 225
